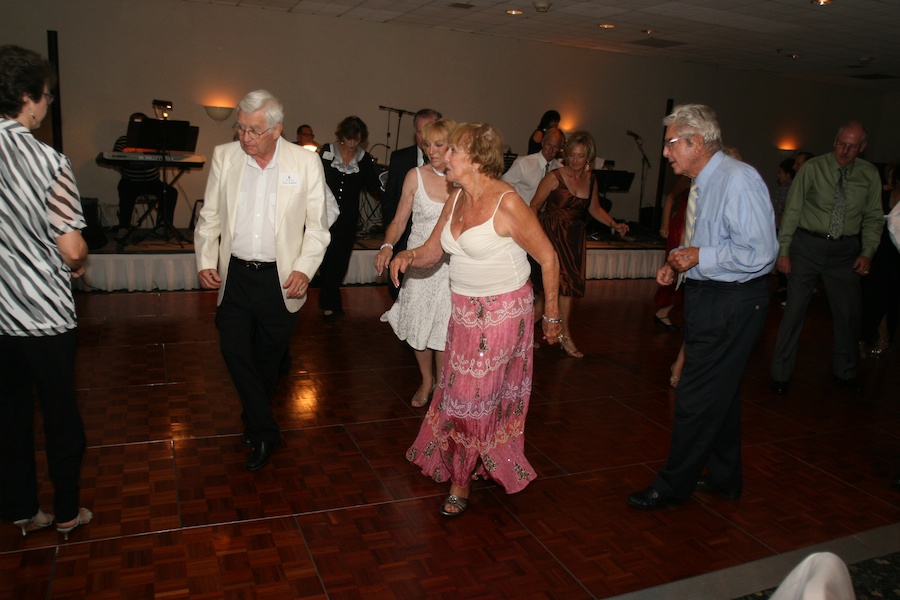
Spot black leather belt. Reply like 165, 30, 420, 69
797, 227, 845, 241
231, 256, 277, 271
686, 274, 767, 288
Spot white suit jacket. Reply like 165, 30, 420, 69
194, 138, 331, 313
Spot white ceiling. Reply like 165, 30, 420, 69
181, 0, 900, 91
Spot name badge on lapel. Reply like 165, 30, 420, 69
281, 173, 300, 187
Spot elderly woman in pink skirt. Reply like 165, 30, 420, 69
390, 123, 561, 517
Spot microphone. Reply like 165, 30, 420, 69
626, 130, 642, 140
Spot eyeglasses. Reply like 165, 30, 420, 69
232, 123, 272, 139
835, 141, 861, 151
665, 136, 684, 147
43, 92, 55, 105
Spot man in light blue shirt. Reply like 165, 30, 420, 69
628, 104, 777, 510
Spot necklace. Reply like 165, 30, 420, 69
431, 166, 446, 177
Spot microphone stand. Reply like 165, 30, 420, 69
378, 105, 415, 165
630, 135, 651, 223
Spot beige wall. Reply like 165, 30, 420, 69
4, 0, 897, 226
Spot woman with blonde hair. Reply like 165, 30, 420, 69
376, 118, 457, 407
531, 130, 629, 357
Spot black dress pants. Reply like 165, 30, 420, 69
0, 330, 86, 524
652, 276, 769, 500
318, 208, 358, 312
216, 260, 298, 444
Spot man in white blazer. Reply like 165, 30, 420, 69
195, 90, 330, 471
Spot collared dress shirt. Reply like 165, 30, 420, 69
501, 152, 560, 205
231, 139, 280, 262
686, 151, 778, 283
778, 152, 884, 258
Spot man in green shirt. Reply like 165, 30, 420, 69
771, 121, 884, 394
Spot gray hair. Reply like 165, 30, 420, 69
663, 104, 722, 154
835, 120, 867, 144
238, 90, 284, 128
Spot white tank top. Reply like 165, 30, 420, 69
440, 189, 530, 296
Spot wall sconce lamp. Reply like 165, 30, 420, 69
152, 99, 172, 120
204, 105, 235, 123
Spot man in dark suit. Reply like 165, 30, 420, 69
195, 90, 330, 471
380, 108, 441, 299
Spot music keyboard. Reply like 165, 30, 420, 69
97, 151, 206, 169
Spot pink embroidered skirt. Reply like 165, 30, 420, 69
406, 283, 537, 494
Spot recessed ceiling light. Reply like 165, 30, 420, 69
810, 0, 831, 5
789, 53, 801, 59
598, 23, 615, 29
641, 29, 654, 35
506, 9, 523, 15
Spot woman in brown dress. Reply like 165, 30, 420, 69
531, 131, 629, 357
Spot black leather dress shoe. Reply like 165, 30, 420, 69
653, 315, 680, 331
627, 486, 682, 510
695, 477, 741, 500
833, 375, 862, 393
771, 379, 789, 395
247, 440, 280, 471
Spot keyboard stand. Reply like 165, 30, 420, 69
116, 166, 190, 250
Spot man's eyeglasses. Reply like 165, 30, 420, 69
665, 136, 685, 147
233, 123, 271, 139
43, 92, 55, 105
836, 141, 861, 151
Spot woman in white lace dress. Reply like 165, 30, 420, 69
376, 119, 456, 407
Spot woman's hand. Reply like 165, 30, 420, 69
541, 320, 562, 344
613, 222, 630, 237
389, 250, 416, 287
374, 246, 393, 275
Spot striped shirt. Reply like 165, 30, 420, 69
0, 119, 85, 336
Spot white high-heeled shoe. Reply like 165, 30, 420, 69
57, 507, 92, 541
13, 509, 54, 536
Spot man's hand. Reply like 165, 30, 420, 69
198, 268, 221, 290
657, 264, 675, 286
284, 271, 310, 298
667, 247, 699, 273
853, 256, 872, 276
775, 256, 791, 275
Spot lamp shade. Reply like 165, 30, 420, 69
204, 106, 234, 123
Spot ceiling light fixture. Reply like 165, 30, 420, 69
506, 9, 523, 15
533, 1, 550, 12
810, 0, 832, 5
642, 29, 654, 35
598, 23, 615, 29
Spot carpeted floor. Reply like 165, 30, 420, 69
735, 551, 900, 599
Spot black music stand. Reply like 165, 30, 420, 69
589, 169, 636, 239
594, 169, 635, 195
117, 119, 195, 249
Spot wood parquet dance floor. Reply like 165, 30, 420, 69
2, 280, 898, 599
